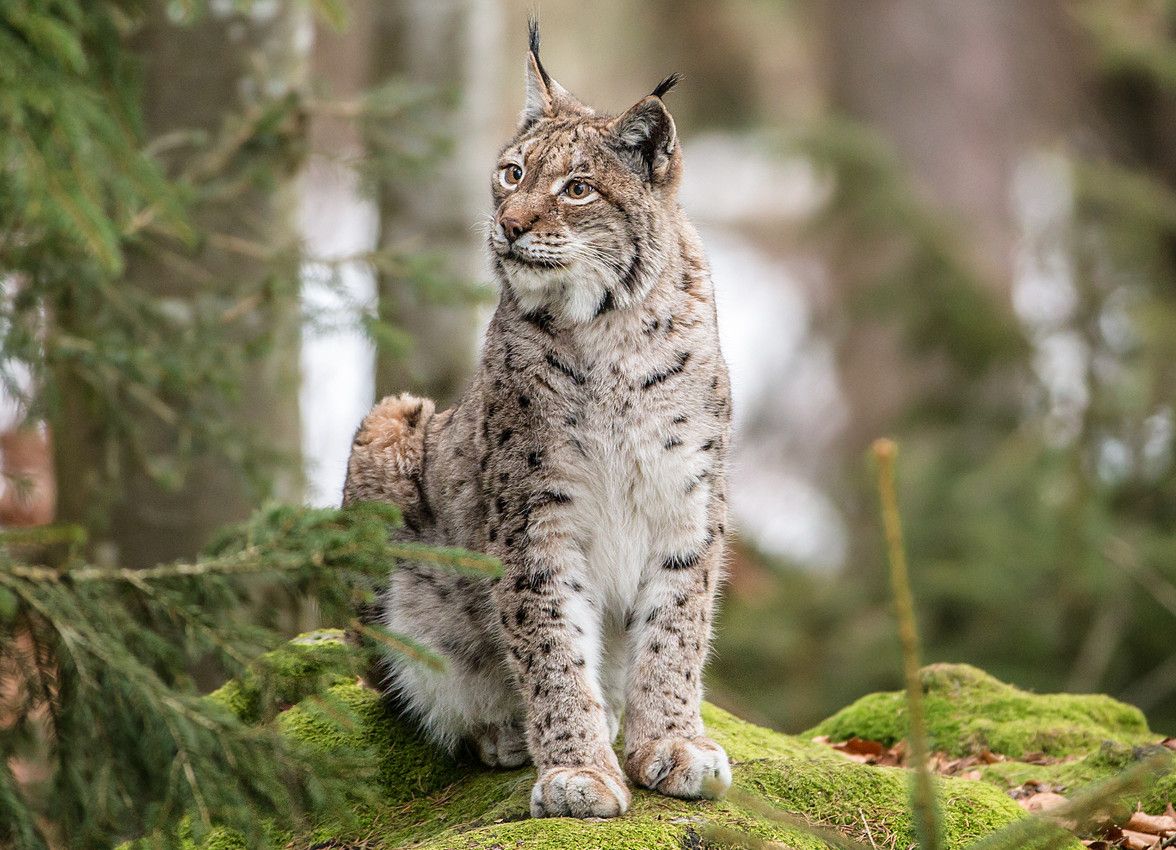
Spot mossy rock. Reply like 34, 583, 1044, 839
166, 636, 1176, 849
808, 661, 1174, 812
276, 686, 1030, 850
807, 662, 1153, 759
207, 629, 362, 724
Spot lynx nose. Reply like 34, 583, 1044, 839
498, 211, 536, 243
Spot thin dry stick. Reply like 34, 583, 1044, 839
385, 541, 503, 577
872, 438, 942, 850
353, 621, 445, 671
860, 809, 880, 850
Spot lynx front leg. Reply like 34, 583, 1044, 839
496, 562, 630, 819
623, 540, 731, 800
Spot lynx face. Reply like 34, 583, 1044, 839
488, 30, 683, 324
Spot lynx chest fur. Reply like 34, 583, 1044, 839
481, 273, 729, 615
343, 21, 733, 821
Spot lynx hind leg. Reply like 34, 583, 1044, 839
474, 716, 530, 769
381, 568, 530, 768
388, 653, 529, 768
342, 392, 435, 510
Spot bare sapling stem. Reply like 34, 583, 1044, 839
872, 438, 943, 850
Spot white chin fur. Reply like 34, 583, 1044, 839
505, 259, 608, 325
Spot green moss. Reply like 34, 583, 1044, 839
118, 816, 283, 850
399, 760, 1040, 850
737, 756, 1029, 849
808, 663, 1153, 758
154, 640, 1169, 850
207, 629, 358, 723
410, 811, 687, 850
702, 701, 818, 762
401, 777, 842, 850
359, 698, 1044, 850
184, 827, 248, 850
700, 703, 1031, 847
278, 678, 467, 801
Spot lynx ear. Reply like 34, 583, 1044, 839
520, 18, 582, 130
608, 77, 681, 183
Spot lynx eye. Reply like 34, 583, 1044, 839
563, 180, 595, 202
500, 163, 524, 188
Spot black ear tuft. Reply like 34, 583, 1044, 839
609, 96, 678, 183
527, 16, 551, 86
651, 73, 682, 100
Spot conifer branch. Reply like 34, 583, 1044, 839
353, 621, 445, 671
385, 541, 503, 578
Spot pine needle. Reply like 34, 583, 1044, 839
353, 621, 446, 672
385, 541, 503, 578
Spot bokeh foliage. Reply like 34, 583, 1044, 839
0, 1, 483, 846
711, 0, 1176, 735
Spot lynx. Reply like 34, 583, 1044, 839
344, 21, 733, 819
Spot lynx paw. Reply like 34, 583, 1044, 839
530, 765, 631, 819
625, 735, 732, 800
474, 720, 530, 769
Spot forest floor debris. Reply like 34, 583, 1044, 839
814, 734, 1176, 847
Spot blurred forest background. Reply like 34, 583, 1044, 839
1, 0, 1175, 843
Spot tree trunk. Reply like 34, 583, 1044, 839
54, 4, 308, 568
369, 0, 502, 406
818, 0, 1084, 453
814, 1, 1086, 574
821, 0, 1082, 295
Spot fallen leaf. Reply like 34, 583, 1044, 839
1120, 828, 1160, 849
1125, 811, 1176, 836
830, 737, 887, 763
978, 748, 1005, 764
834, 737, 886, 756
1020, 792, 1069, 813
878, 739, 907, 766
1100, 825, 1125, 843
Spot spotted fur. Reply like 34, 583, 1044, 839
343, 21, 732, 819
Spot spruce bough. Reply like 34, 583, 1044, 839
0, 502, 497, 849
